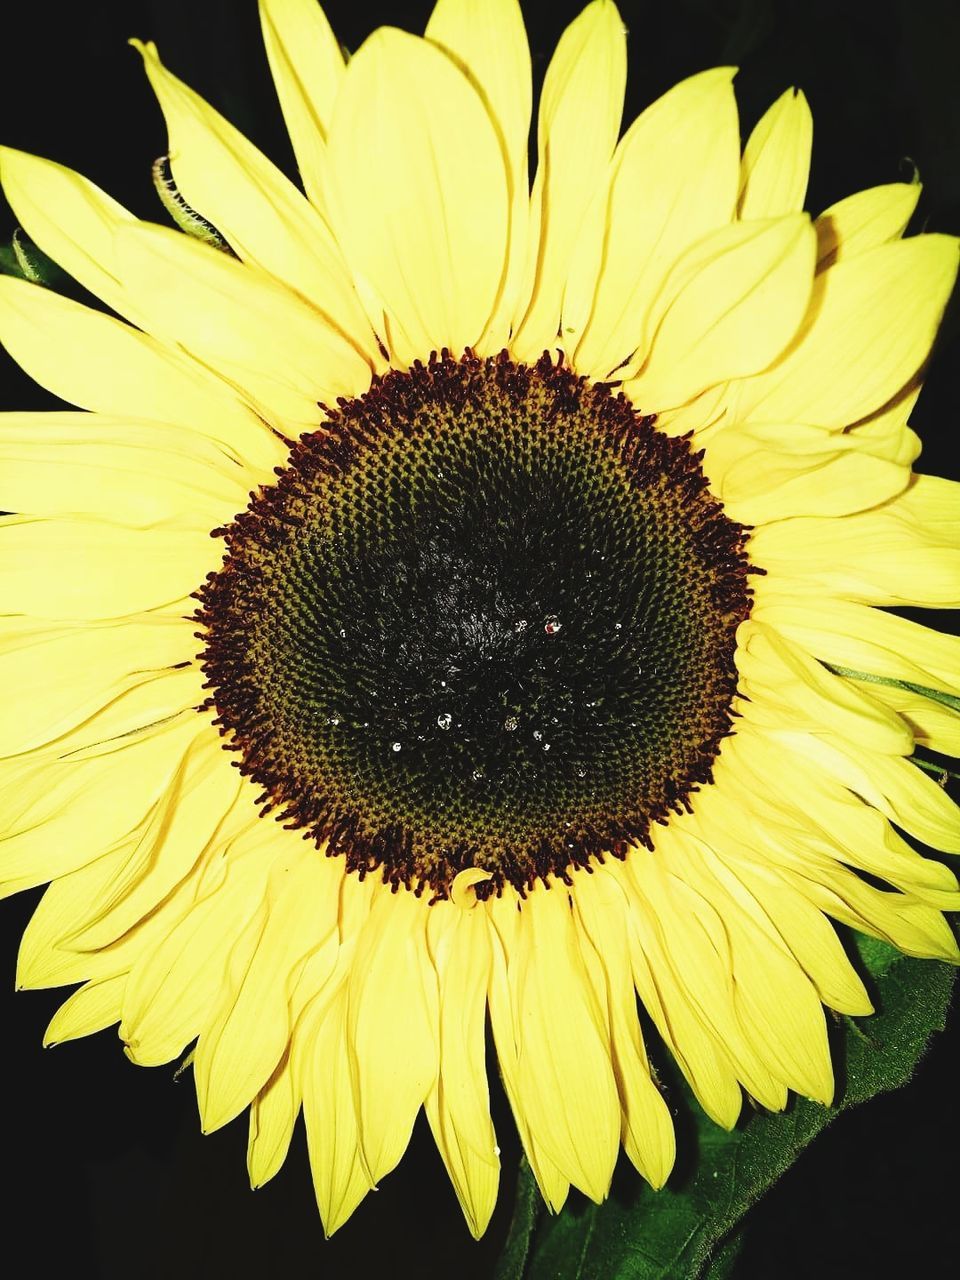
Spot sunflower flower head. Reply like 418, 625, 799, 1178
1, 0, 959, 1244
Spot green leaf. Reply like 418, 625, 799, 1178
517, 933, 955, 1280
495, 1156, 543, 1280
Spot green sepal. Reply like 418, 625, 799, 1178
152, 154, 232, 252
504, 932, 954, 1280
0, 228, 65, 287
825, 662, 960, 715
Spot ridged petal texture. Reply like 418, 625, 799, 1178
1, 0, 959, 1242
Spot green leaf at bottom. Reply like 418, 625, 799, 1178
520, 935, 955, 1280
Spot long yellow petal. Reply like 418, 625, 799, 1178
626, 214, 815, 410
326, 26, 508, 363
44, 973, 127, 1046
0, 277, 284, 471
425, 0, 531, 350
573, 869, 676, 1187
120, 830, 277, 1067
704, 421, 909, 523
0, 514, 217, 620
752, 594, 960, 697
194, 846, 342, 1132
346, 885, 439, 1184
133, 39, 376, 363
0, 413, 250, 531
114, 222, 373, 430
511, 0, 626, 360
300, 988, 374, 1236
737, 234, 960, 428
424, 899, 499, 1239
258, 0, 345, 211
735, 620, 914, 755
0, 614, 193, 759
749, 508, 960, 607
507, 882, 621, 1202
816, 182, 921, 267
486, 893, 571, 1214
738, 88, 812, 219
566, 67, 740, 379
0, 146, 144, 323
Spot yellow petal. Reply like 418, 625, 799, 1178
507, 883, 621, 1202
860, 680, 960, 757
0, 715, 191, 892
752, 594, 960, 698
121, 824, 279, 1066
736, 620, 914, 754
247, 1050, 298, 1189
0, 146, 143, 323
486, 893, 571, 1214
300, 989, 374, 1236
68, 735, 241, 951
816, 182, 921, 268
766, 729, 960, 863
326, 26, 508, 363
511, 0, 626, 361
258, 0, 345, 211
114, 222, 372, 430
619, 875, 747, 1127
626, 214, 816, 410
708, 850, 872, 1015
346, 885, 439, 1183
0, 277, 283, 472
133, 39, 376, 363
44, 973, 127, 1046
566, 68, 740, 379
424, 900, 499, 1239
573, 870, 676, 1187
0, 514, 217, 620
705, 421, 909, 523
195, 846, 342, 1132
623, 852, 786, 1112
0, 614, 193, 759
737, 234, 960, 428
749, 509, 960, 608
0, 412, 249, 531
671, 838, 833, 1104
425, 0, 531, 350
738, 88, 812, 219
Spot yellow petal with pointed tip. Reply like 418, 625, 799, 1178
326, 26, 508, 363
346, 886, 439, 1183
738, 234, 959, 428
738, 88, 812, 219
195, 847, 342, 1133
425, 0, 531, 350
816, 182, 921, 267
566, 67, 741, 379
511, 0, 626, 360
0, 277, 283, 471
424, 900, 499, 1239
44, 973, 127, 1046
627, 214, 815, 410
114, 222, 372, 430
259, 0, 345, 211
133, 39, 376, 363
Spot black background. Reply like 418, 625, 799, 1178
1, 2, 958, 1277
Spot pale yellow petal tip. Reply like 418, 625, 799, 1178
450, 866, 493, 909
128, 37, 159, 62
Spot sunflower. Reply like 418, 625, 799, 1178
2, 0, 959, 1243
